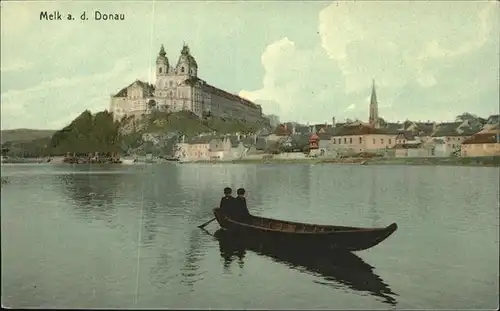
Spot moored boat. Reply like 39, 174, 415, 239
121, 156, 138, 165
212, 208, 398, 252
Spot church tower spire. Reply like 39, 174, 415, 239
369, 79, 379, 128
159, 44, 166, 57
156, 44, 169, 79
175, 42, 198, 77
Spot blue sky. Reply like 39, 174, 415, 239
1, 1, 498, 130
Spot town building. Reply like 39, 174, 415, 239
331, 125, 399, 155
461, 129, 500, 157
329, 80, 399, 155
174, 134, 254, 161
109, 44, 263, 122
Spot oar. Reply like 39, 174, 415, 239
198, 217, 216, 229
199, 227, 216, 238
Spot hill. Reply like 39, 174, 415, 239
1, 129, 56, 144
118, 110, 270, 155
1, 110, 271, 157
120, 110, 269, 137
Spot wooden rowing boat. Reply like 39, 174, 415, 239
212, 208, 398, 252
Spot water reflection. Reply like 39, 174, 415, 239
142, 199, 160, 246
252, 165, 312, 216
212, 229, 398, 306
147, 228, 210, 292
368, 174, 381, 227
56, 166, 124, 222
180, 229, 206, 289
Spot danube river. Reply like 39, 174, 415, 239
1, 163, 498, 309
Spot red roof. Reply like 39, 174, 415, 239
274, 125, 290, 136
332, 125, 399, 136
462, 132, 500, 144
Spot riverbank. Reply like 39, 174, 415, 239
1, 157, 51, 164
365, 156, 500, 167
2, 156, 499, 167
190, 156, 500, 167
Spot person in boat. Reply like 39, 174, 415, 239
233, 188, 251, 222
219, 187, 235, 215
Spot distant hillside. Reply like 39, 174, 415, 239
1, 129, 56, 144
1, 110, 271, 157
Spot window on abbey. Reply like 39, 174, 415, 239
181, 67, 185, 73
159, 68, 162, 73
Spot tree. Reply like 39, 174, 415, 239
455, 112, 480, 123
50, 109, 121, 155
142, 141, 155, 154
455, 112, 487, 128
378, 117, 387, 127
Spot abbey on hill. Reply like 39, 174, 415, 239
109, 44, 263, 123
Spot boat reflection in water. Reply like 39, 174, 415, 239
213, 229, 398, 306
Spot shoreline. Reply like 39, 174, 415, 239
183, 156, 500, 167
2, 156, 499, 167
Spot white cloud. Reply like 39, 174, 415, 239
242, 1, 499, 123
319, 1, 497, 93
239, 37, 345, 123
1, 60, 34, 73
1, 58, 152, 129
345, 104, 355, 111
1, 1, 498, 129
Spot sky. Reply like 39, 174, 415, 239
1, 1, 499, 130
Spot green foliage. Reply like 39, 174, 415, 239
378, 117, 387, 127
2, 137, 52, 157
455, 112, 479, 122
50, 110, 121, 155
121, 131, 144, 152
455, 112, 487, 126
142, 141, 155, 154
141, 110, 268, 137
6, 109, 270, 157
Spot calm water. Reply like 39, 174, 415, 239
1, 163, 499, 309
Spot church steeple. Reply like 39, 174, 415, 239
175, 42, 198, 77
369, 79, 379, 128
156, 44, 169, 78
370, 79, 377, 106
181, 42, 190, 55
159, 44, 166, 57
